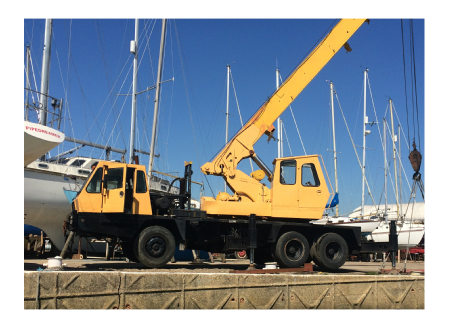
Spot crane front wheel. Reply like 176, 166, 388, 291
137, 226, 175, 268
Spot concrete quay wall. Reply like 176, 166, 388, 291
24, 271, 424, 309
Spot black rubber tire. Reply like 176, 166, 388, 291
309, 239, 319, 264
121, 241, 140, 263
137, 226, 175, 268
274, 231, 310, 268
306, 241, 316, 263
313, 232, 348, 271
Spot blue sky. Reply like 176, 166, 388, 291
24, 18, 424, 216
1, 1, 450, 326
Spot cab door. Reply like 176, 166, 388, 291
132, 169, 152, 215
297, 157, 329, 219
271, 158, 300, 218
102, 163, 126, 213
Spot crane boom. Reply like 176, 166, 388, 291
202, 19, 367, 184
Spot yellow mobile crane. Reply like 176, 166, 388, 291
67, 19, 398, 270
201, 19, 367, 220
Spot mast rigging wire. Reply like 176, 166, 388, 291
230, 68, 254, 172
333, 88, 376, 207
401, 19, 411, 148
278, 74, 307, 155
410, 20, 421, 151
173, 20, 209, 195
95, 19, 127, 150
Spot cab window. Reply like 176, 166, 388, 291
280, 160, 296, 185
86, 168, 103, 193
302, 163, 320, 187
106, 168, 123, 190
136, 170, 147, 193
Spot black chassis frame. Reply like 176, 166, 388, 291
67, 208, 396, 255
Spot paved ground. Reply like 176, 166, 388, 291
24, 256, 425, 275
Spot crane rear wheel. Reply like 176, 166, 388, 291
313, 232, 348, 271
274, 231, 309, 268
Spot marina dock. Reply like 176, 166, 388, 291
24, 258, 424, 309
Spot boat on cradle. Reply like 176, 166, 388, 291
366, 220, 424, 248
24, 156, 99, 253
348, 203, 424, 223
348, 203, 425, 248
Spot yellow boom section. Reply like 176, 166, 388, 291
201, 19, 367, 192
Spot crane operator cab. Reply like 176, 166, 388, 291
73, 162, 153, 215
200, 154, 331, 221
271, 155, 330, 220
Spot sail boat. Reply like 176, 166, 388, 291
311, 78, 380, 236
24, 19, 65, 167
362, 100, 424, 248
24, 19, 131, 254
24, 19, 180, 253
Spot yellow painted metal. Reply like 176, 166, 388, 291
250, 170, 265, 181
201, 196, 271, 217
297, 156, 330, 219
226, 169, 271, 203
271, 158, 301, 218
75, 166, 103, 213
74, 161, 152, 215
101, 162, 126, 213
269, 156, 330, 219
201, 155, 330, 220
200, 19, 366, 216
132, 169, 152, 215
216, 192, 231, 201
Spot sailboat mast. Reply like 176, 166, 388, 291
389, 99, 399, 219
330, 81, 338, 216
129, 19, 139, 164
25, 45, 31, 121
398, 124, 403, 220
361, 68, 368, 217
225, 64, 230, 192
148, 19, 167, 180
39, 18, 53, 127
383, 118, 388, 218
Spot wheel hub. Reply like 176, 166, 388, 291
325, 242, 341, 260
145, 236, 166, 258
285, 239, 303, 261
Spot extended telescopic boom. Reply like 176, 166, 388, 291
201, 19, 368, 191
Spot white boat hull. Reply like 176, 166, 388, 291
24, 121, 64, 167
313, 217, 380, 235
24, 167, 86, 252
366, 221, 424, 248
328, 219, 380, 234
